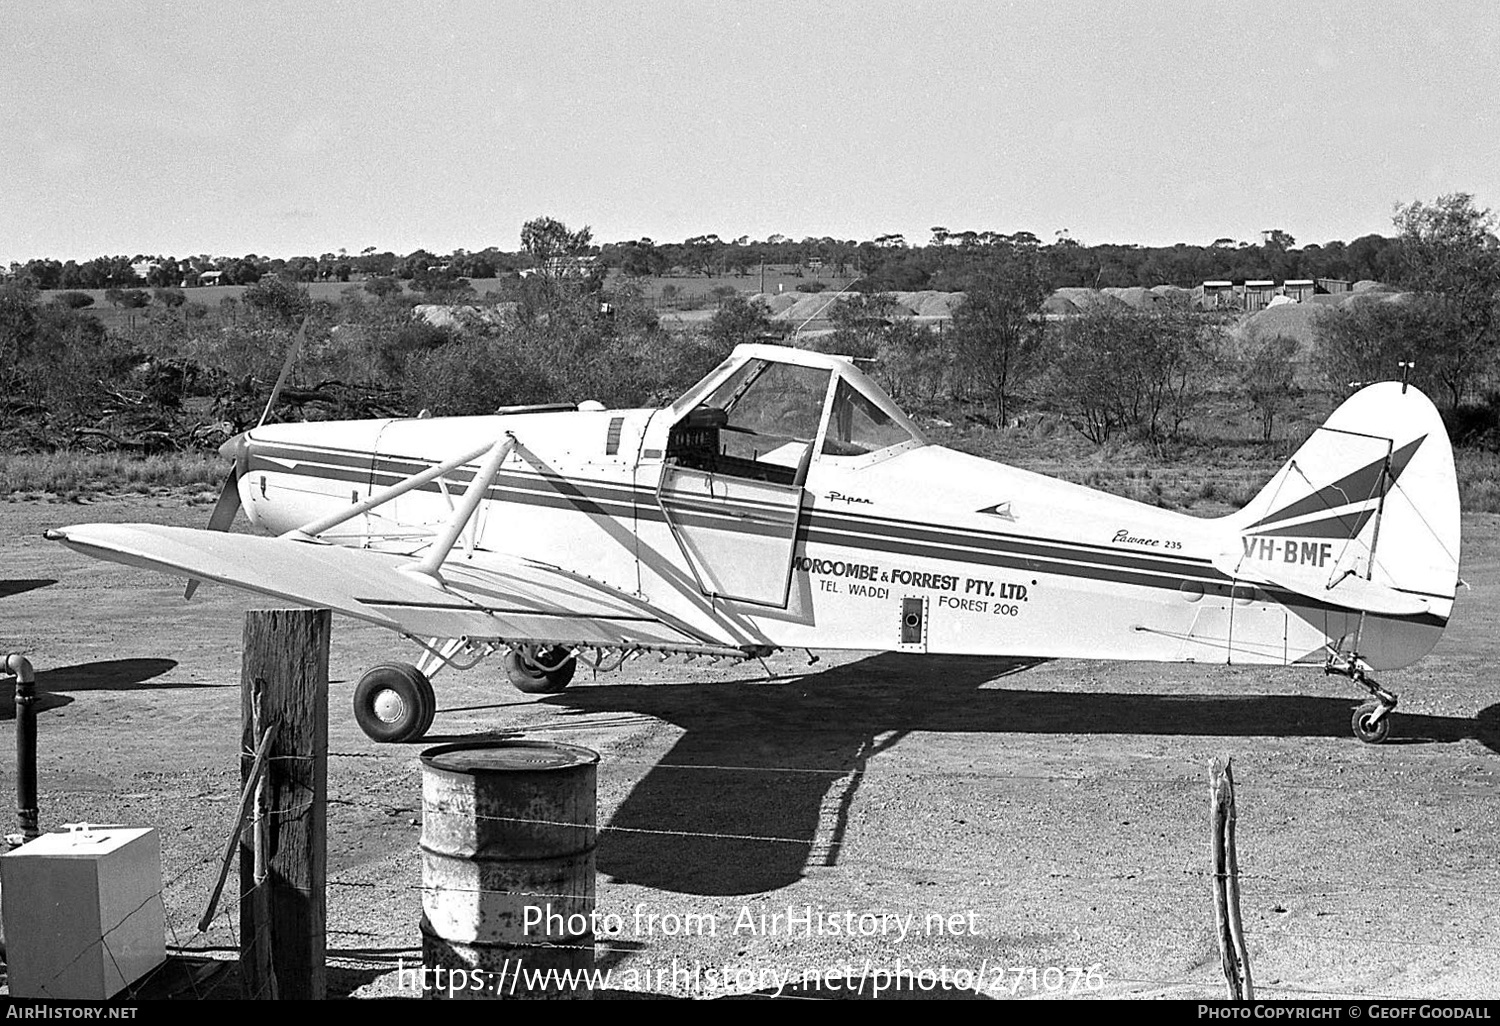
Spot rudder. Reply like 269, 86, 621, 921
1224, 382, 1460, 668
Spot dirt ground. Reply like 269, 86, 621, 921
1, 492, 1498, 1001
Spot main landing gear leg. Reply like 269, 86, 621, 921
1326, 654, 1397, 744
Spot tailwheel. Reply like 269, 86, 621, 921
1326, 651, 1398, 745
504, 645, 576, 694
354, 662, 436, 743
1352, 701, 1393, 745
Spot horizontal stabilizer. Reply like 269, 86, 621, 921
1210, 552, 1430, 616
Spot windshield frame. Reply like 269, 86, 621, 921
667, 344, 927, 472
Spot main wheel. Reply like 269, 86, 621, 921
354, 663, 436, 743
503, 646, 576, 694
1352, 701, 1392, 745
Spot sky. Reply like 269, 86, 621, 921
3, 1, 1499, 263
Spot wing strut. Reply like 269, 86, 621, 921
408, 435, 517, 581
282, 439, 500, 542
280, 431, 520, 586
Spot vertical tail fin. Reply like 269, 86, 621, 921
1222, 382, 1460, 667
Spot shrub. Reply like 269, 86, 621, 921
242, 275, 310, 324
364, 275, 402, 299
54, 291, 95, 309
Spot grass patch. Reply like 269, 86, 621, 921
1457, 449, 1500, 513
0, 452, 224, 498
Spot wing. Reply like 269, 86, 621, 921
46, 523, 741, 653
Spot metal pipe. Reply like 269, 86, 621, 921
4, 653, 38, 845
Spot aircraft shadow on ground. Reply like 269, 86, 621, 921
0, 578, 57, 600
0, 658, 188, 717
537, 652, 1500, 896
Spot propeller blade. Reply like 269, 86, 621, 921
257, 315, 310, 428
184, 466, 242, 600
205, 465, 243, 532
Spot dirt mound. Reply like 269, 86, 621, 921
1342, 289, 1409, 306
756, 290, 968, 324
1235, 302, 1326, 348
912, 291, 965, 317
889, 291, 926, 316
1052, 287, 1125, 311
750, 292, 801, 315
1102, 286, 1164, 309
779, 293, 843, 323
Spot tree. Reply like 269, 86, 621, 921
1240, 335, 1300, 442
946, 247, 1050, 424
823, 292, 900, 359
521, 216, 593, 274
411, 267, 475, 302
874, 319, 944, 408
1314, 294, 1465, 404
364, 275, 402, 300
1045, 307, 1131, 444
241, 275, 310, 324
1046, 305, 1220, 446
1385, 193, 1500, 408
53, 291, 95, 309
0, 282, 40, 363
706, 295, 772, 349
619, 240, 664, 278
1262, 229, 1295, 250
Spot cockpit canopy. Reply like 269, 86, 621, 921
667, 344, 925, 485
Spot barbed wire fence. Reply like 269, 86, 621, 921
16, 739, 1495, 1001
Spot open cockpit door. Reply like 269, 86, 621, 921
650, 344, 927, 608
656, 356, 828, 607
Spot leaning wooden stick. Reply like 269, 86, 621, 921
197, 722, 278, 933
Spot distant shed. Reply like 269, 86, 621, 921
1197, 281, 1236, 310
1243, 280, 1277, 313
1282, 279, 1316, 302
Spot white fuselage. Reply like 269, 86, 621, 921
237, 404, 1445, 671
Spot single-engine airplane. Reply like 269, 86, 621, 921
47, 343, 1461, 745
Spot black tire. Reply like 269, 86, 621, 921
1352, 701, 1392, 744
503, 647, 576, 694
353, 663, 436, 743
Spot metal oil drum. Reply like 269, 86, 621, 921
419, 740, 599, 1000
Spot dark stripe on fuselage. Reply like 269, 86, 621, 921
246, 443, 1449, 628
251, 447, 1222, 582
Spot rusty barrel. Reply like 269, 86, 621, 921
419, 740, 598, 1000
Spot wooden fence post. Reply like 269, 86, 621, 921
239, 609, 330, 1000
1210, 756, 1253, 1000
